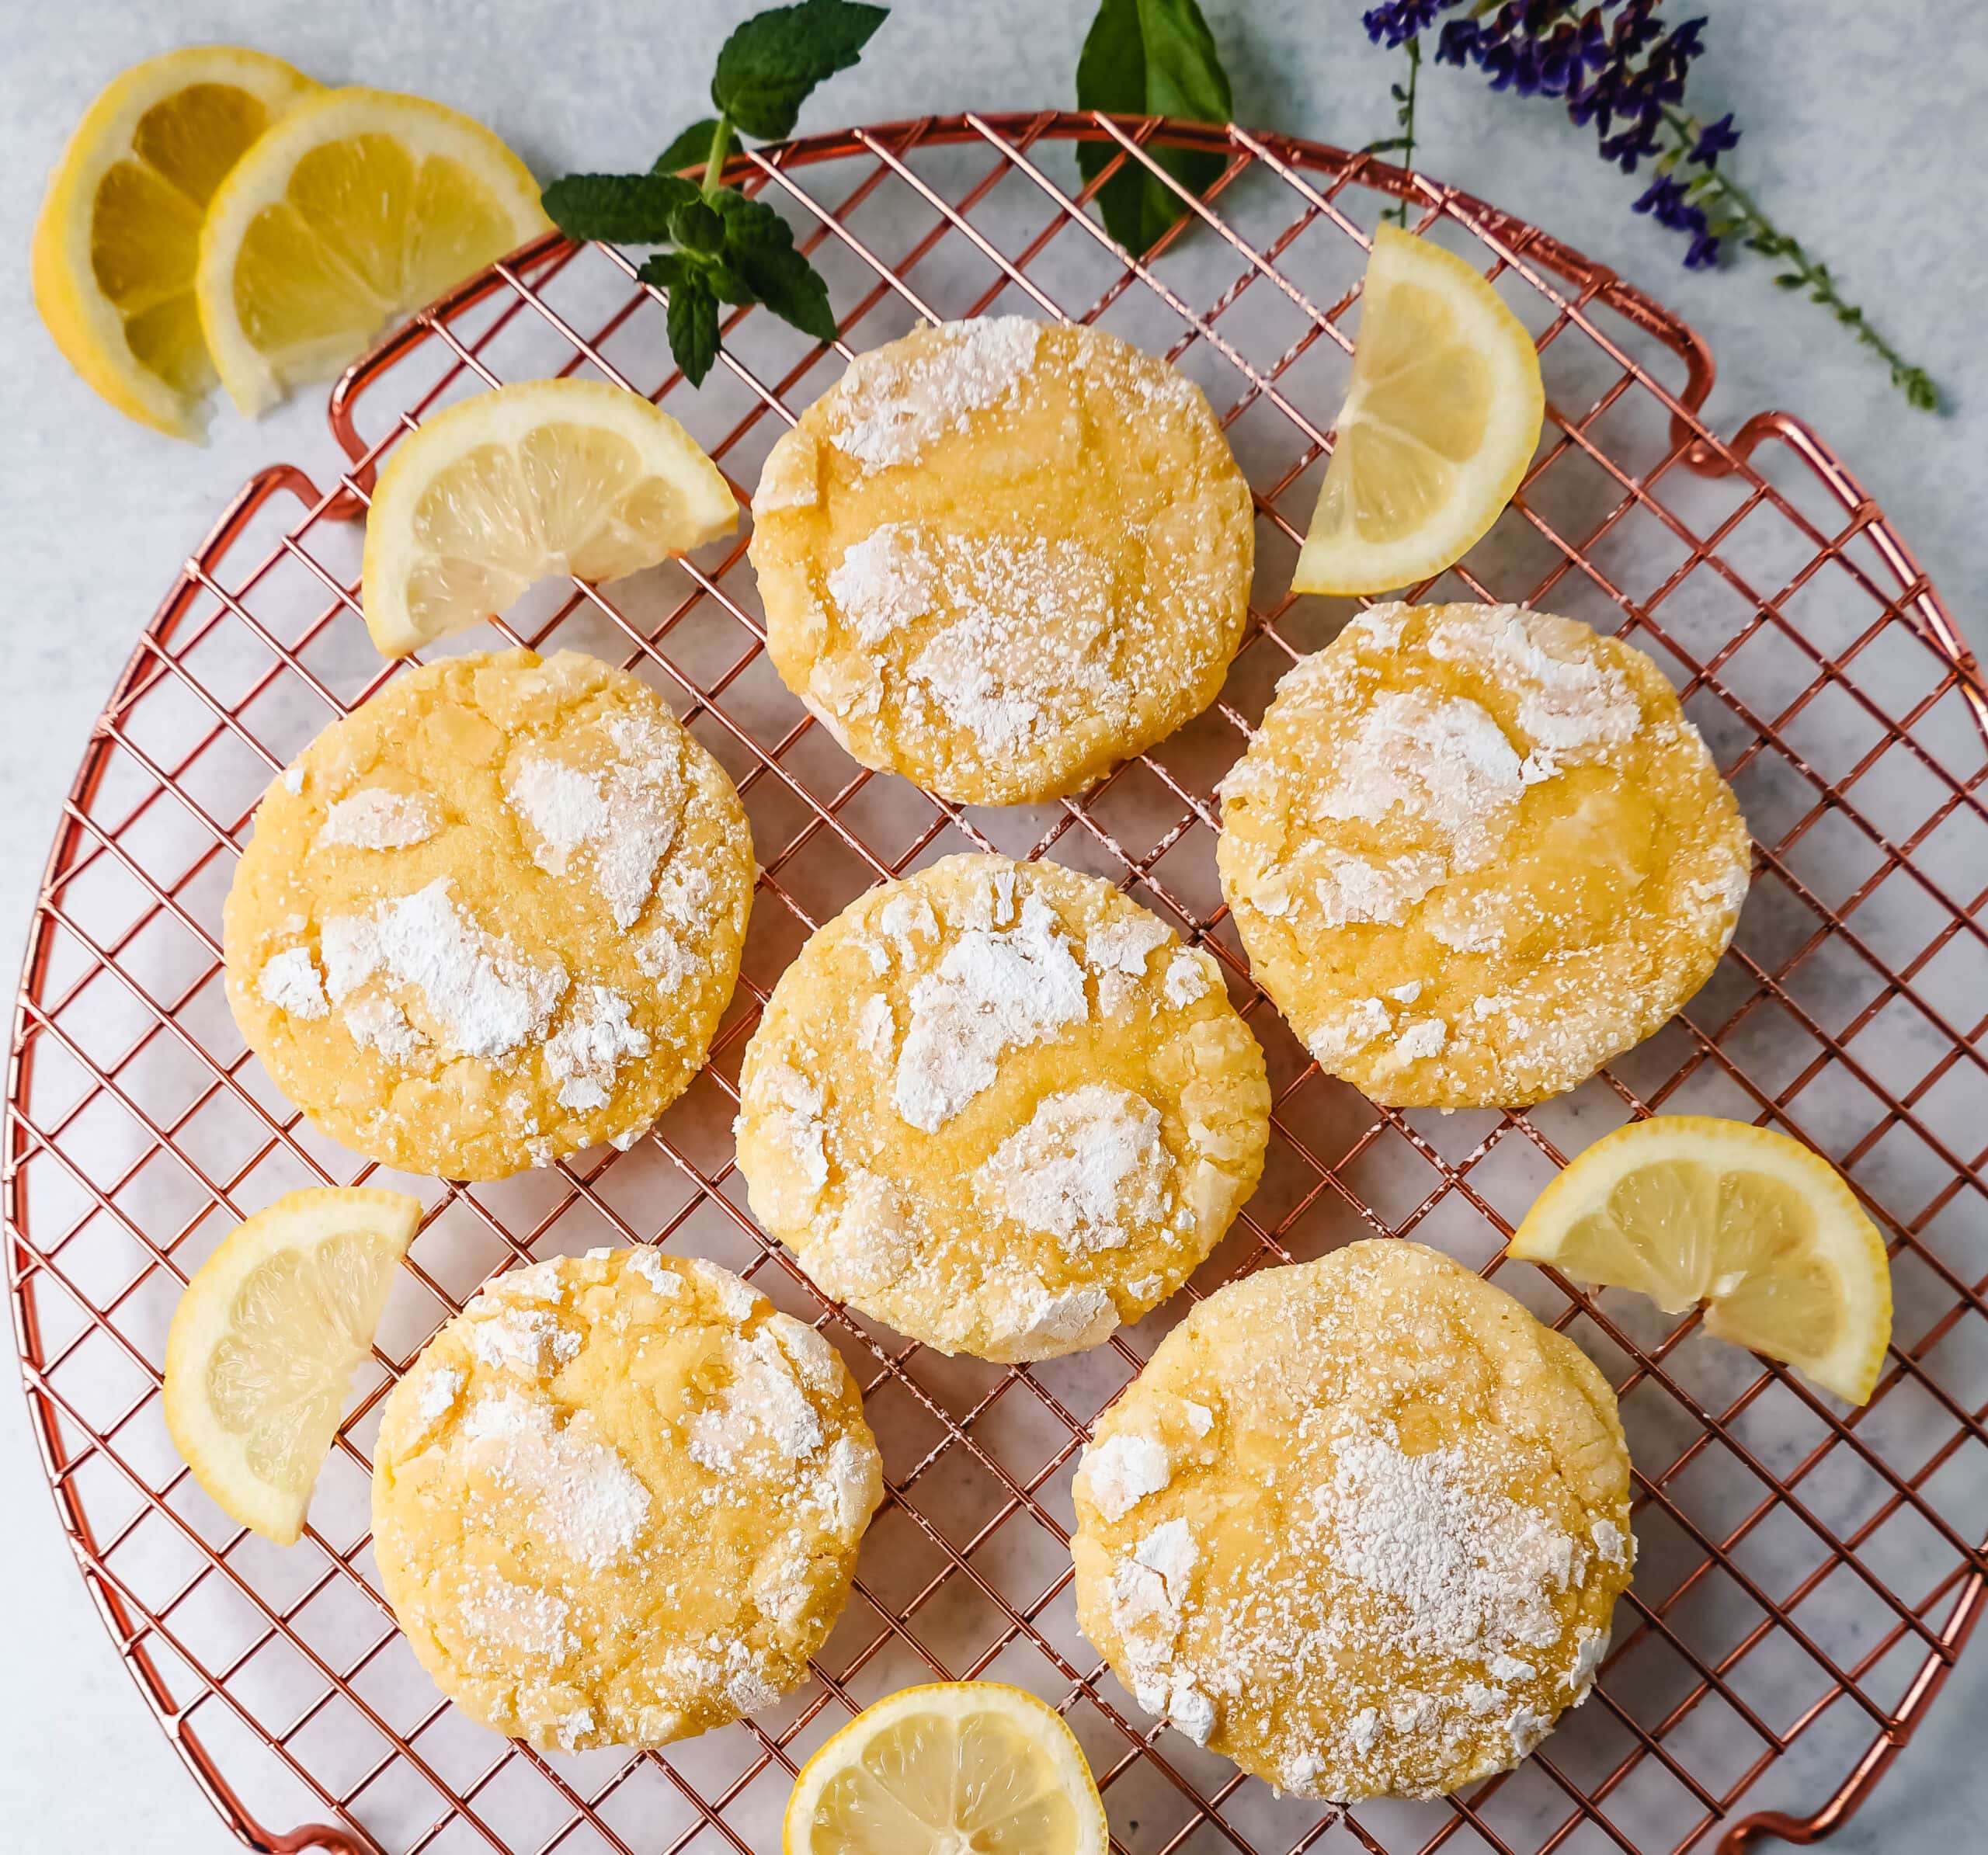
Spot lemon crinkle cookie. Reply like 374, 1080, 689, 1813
1217, 601, 1751, 1106
1071, 1240, 1635, 1798
749, 317, 1256, 804
371, 1248, 884, 1751
223, 648, 752, 1179
735, 854, 1270, 1361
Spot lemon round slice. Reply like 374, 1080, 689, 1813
195, 85, 548, 415
784, 1682, 1110, 1855
32, 47, 320, 438
1293, 224, 1545, 596
1509, 1117, 1893, 1405
359, 377, 739, 657
163, 1186, 421, 1544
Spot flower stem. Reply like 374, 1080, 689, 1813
1364, 33, 1423, 227
1660, 109, 1937, 412
1394, 36, 1420, 225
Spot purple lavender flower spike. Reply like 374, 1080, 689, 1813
1694, 112, 1740, 165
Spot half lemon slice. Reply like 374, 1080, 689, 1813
32, 46, 319, 438
164, 1186, 421, 1544
784, 1682, 1110, 1855
195, 85, 548, 415
1509, 1117, 1893, 1405
1292, 224, 1545, 595
359, 377, 739, 657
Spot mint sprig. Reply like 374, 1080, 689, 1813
541, 0, 886, 384
1076, 0, 1233, 259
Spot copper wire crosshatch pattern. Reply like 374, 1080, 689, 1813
7, 113, 1986, 1855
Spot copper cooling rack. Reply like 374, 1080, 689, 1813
8, 112, 1986, 1855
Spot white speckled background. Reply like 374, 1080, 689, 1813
1, 2, 1979, 1848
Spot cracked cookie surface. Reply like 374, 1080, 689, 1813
223, 648, 752, 1178
1217, 602, 1750, 1107
1071, 1240, 1635, 1798
372, 1248, 883, 1751
735, 853, 1269, 1361
749, 317, 1254, 804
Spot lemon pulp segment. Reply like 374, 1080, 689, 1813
164, 1186, 420, 1543
196, 87, 548, 415
358, 378, 737, 655
31, 47, 319, 435
784, 1683, 1109, 1855
1510, 1116, 1892, 1404
1293, 225, 1544, 595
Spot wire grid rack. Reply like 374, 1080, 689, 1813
8, 111, 1987, 1855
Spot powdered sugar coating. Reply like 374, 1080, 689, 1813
974, 1084, 1170, 1251
735, 854, 1270, 1362
1218, 603, 1752, 1107
1070, 1241, 1636, 1799
257, 946, 327, 1020
829, 315, 1041, 471
372, 1248, 882, 1754
223, 649, 754, 1180
750, 319, 1254, 804
316, 787, 440, 852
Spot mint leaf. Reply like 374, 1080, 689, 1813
712, 0, 888, 140
711, 189, 839, 344
654, 117, 731, 176
1076, 0, 1233, 258
740, 242, 839, 342
542, 172, 698, 244
666, 273, 721, 385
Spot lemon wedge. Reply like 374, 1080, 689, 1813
784, 1682, 1110, 1855
1509, 1117, 1893, 1405
195, 85, 548, 415
32, 47, 319, 438
164, 1186, 421, 1544
359, 377, 739, 657
1293, 224, 1545, 595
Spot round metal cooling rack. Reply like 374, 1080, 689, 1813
8, 111, 1986, 1855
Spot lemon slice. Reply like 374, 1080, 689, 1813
195, 86, 548, 415
359, 377, 739, 656
31, 47, 320, 438
164, 1186, 421, 1544
784, 1682, 1110, 1855
1509, 1117, 1893, 1404
1292, 224, 1545, 596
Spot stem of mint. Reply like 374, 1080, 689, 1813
701, 114, 732, 196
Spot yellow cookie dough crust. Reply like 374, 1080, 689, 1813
1217, 602, 1751, 1107
371, 1248, 884, 1752
748, 317, 1255, 804
223, 648, 752, 1179
735, 853, 1270, 1361
1071, 1240, 1635, 1800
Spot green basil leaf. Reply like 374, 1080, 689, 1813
711, 0, 888, 141
541, 172, 698, 244
1075, 0, 1233, 258
654, 117, 731, 177
666, 273, 721, 385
